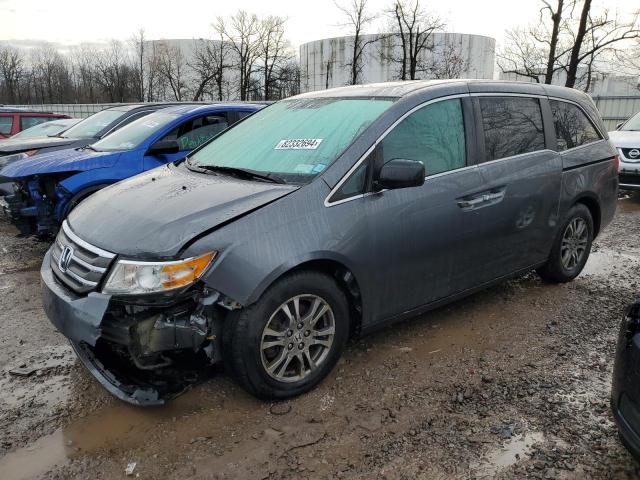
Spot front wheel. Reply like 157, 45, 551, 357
223, 271, 350, 399
537, 203, 593, 283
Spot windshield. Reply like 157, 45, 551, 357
92, 112, 179, 151
61, 109, 126, 138
622, 112, 640, 131
188, 98, 393, 183
13, 119, 78, 139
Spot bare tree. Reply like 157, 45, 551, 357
189, 37, 231, 101
130, 29, 146, 101
335, 0, 378, 85
156, 41, 187, 101
498, 28, 548, 82
499, 0, 640, 89
258, 15, 292, 100
539, 0, 568, 84
426, 43, 467, 79
385, 0, 444, 80
565, 6, 640, 87
0, 45, 24, 103
215, 11, 262, 100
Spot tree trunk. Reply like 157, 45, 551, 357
544, 0, 563, 84
565, 0, 591, 88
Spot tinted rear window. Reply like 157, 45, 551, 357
480, 97, 545, 161
549, 100, 602, 151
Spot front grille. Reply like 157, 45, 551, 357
51, 220, 115, 294
620, 173, 640, 186
622, 148, 640, 162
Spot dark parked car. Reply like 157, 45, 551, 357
40, 80, 618, 405
0, 109, 70, 139
612, 297, 640, 460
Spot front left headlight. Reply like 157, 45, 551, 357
102, 252, 216, 295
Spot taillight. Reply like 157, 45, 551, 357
614, 154, 620, 171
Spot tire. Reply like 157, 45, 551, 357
536, 203, 593, 283
223, 270, 350, 399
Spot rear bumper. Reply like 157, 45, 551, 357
611, 299, 640, 461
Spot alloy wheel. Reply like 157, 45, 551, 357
260, 294, 335, 383
560, 217, 588, 270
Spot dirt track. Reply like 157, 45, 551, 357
1, 195, 640, 480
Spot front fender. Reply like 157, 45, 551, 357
241, 250, 364, 307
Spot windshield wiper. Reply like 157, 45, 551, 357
191, 164, 287, 184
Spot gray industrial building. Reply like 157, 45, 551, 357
299, 32, 496, 92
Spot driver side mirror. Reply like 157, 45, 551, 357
147, 140, 180, 156
374, 159, 425, 191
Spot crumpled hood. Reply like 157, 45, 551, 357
609, 130, 640, 148
0, 147, 120, 179
0, 136, 81, 155
67, 163, 299, 257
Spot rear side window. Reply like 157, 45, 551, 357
549, 100, 602, 151
381, 98, 466, 176
0, 115, 13, 135
479, 97, 545, 161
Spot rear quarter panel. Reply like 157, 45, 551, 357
559, 139, 618, 234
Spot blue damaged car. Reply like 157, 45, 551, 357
0, 103, 262, 236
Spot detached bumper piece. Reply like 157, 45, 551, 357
41, 249, 224, 406
611, 298, 640, 461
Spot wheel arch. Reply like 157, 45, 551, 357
572, 193, 601, 237
245, 255, 365, 339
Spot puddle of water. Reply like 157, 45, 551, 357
581, 248, 640, 281
474, 431, 545, 478
0, 383, 263, 480
0, 430, 70, 480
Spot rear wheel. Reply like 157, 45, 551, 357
537, 203, 593, 283
224, 271, 350, 399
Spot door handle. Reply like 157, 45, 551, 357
457, 188, 506, 210
456, 197, 485, 209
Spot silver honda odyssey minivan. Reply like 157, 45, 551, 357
41, 80, 618, 405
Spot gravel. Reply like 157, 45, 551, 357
1, 195, 640, 479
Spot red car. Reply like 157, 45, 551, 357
0, 109, 70, 139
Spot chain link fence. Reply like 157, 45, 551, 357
2, 103, 118, 118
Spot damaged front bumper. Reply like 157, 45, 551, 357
41, 249, 224, 406
4, 177, 66, 236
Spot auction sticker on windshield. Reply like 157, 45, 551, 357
275, 139, 323, 150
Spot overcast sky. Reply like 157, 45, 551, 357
0, 0, 638, 49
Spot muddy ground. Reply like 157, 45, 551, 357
1, 196, 640, 480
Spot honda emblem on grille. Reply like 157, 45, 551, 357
58, 245, 74, 273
